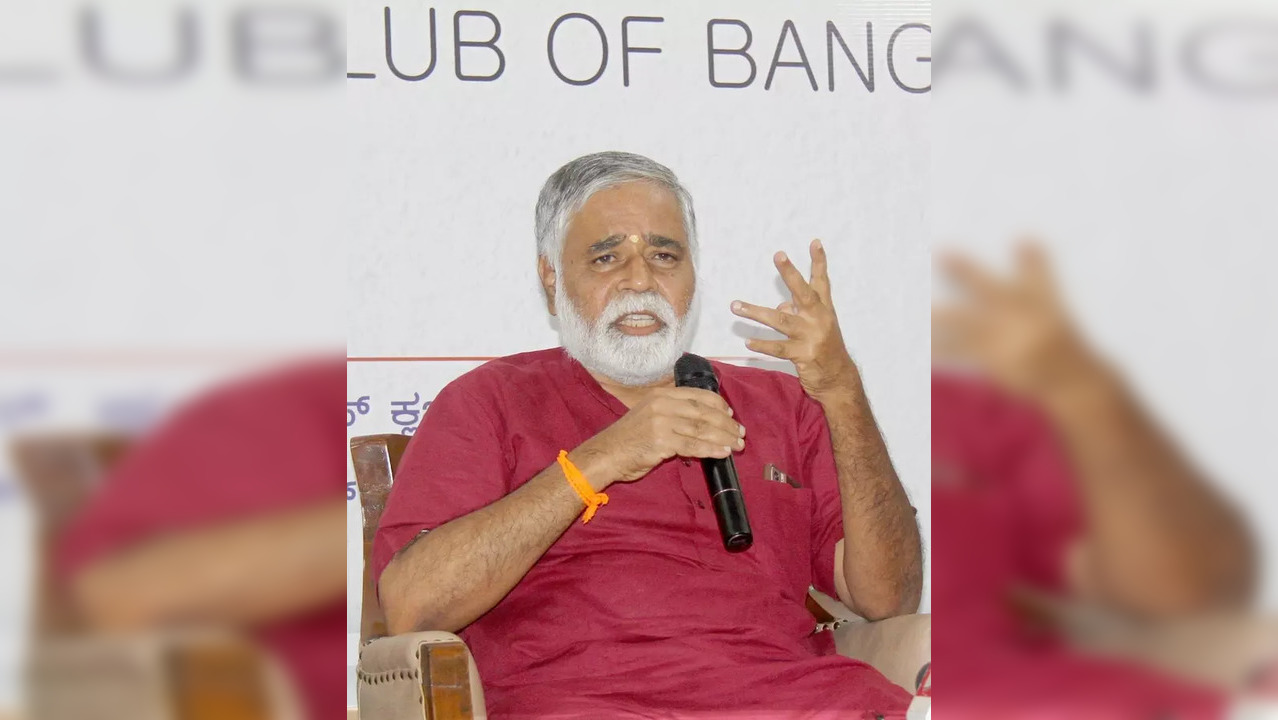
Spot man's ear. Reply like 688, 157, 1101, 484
537, 255, 558, 315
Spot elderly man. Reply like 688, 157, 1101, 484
373, 152, 923, 718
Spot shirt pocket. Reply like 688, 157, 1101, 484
736, 459, 815, 593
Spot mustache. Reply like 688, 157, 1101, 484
601, 292, 678, 328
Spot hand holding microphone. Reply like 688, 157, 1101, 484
575, 385, 744, 486
571, 354, 753, 552
675, 354, 753, 552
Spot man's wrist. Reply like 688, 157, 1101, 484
811, 360, 866, 409
1030, 350, 1121, 421
1017, 340, 1109, 404
567, 442, 617, 493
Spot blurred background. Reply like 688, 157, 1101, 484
6, 0, 1278, 717
0, 0, 344, 718
935, 0, 1277, 607
932, 0, 1278, 715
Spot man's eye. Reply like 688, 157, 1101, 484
592, 254, 615, 264
653, 253, 678, 262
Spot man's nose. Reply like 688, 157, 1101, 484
617, 253, 654, 293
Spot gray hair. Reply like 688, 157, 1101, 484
535, 151, 697, 273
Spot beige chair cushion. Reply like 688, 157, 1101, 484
27, 630, 302, 720
833, 614, 931, 692
358, 631, 486, 720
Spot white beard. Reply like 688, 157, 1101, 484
557, 289, 696, 386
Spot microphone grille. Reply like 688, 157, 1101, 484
674, 353, 718, 392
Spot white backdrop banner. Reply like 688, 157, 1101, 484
933, 0, 1278, 610
347, 0, 932, 705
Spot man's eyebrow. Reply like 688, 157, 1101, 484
646, 234, 684, 250
586, 233, 685, 254
587, 235, 625, 254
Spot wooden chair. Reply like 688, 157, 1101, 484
11, 434, 131, 637
351, 433, 931, 720
11, 434, 299, 720
352, 434, 485, 720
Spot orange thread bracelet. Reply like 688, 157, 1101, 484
557, 450, 608, 523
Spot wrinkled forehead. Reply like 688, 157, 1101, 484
563, 181, 687, 252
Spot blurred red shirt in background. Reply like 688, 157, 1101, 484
932, 373, 1225, 719
57, 359, 347, 720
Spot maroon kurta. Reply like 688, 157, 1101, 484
373, 348, 910, 719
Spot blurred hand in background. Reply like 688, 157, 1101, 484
933, 243, 1094, 403
932, 243, 1272, 718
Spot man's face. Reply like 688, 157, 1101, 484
554, 181, 694, 325
540, 181, 697, 385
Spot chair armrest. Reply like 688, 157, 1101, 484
833, 614, 931, 694
1010, 586, 1278, 692
27, 631, 302, 720
358, 632, 486, 720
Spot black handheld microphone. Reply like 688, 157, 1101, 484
673, 353, 753, 553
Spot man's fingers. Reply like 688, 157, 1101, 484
669, 418, 743, 452
1015, 240, 1057, 298
774, 251, 819, 307
931, 306, 980, 341
745, 337, 794, 359
675, 437, 735, 460
661, 387, 732, 415
931, 307, 971, 361
932, 306, 987, 365
677, 406, 743, 439
941, 253, 1003, 301
656, 390, 741, 439
931, 305, 973, 332
932, 334, 978, 365
809, 239, 832, 303
777, 301, 797, 315
731, 300, 799, 336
